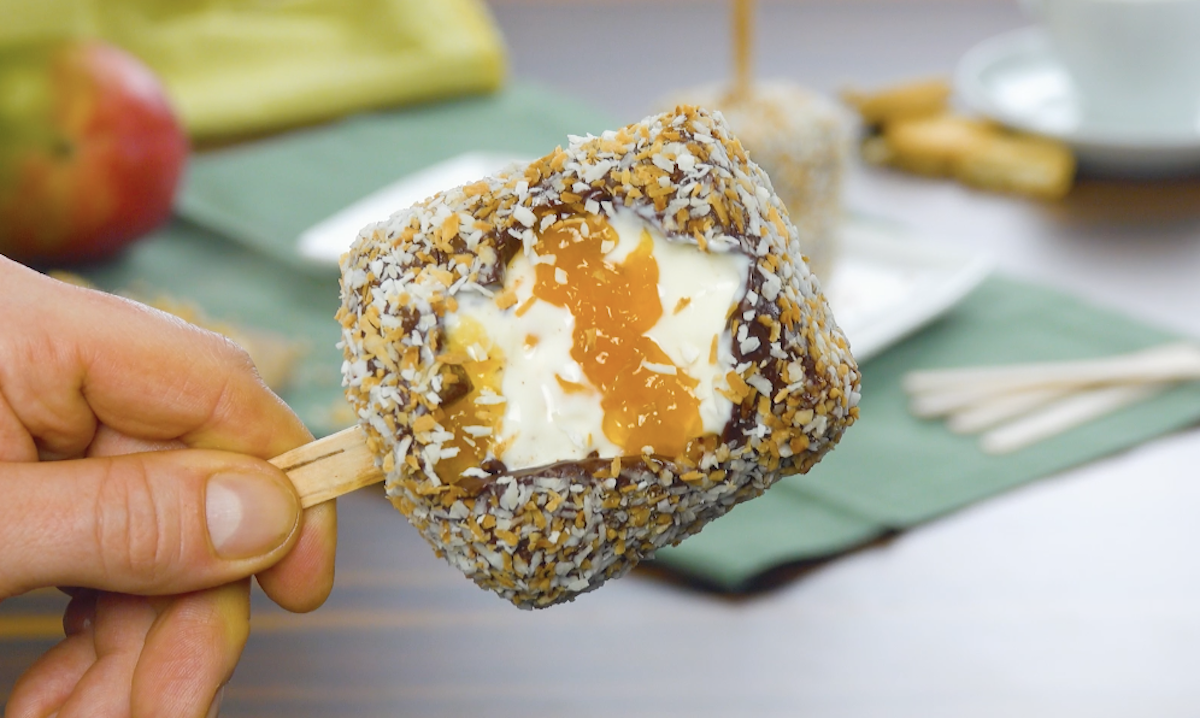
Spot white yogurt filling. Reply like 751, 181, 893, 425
445, 209, 750, 470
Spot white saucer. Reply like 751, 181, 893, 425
956, 28, 1200, 177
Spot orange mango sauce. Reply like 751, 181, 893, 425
432, 315, 505, 485
436, 213, 707, 484
532, 215, 702, 457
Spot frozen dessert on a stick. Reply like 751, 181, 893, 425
275, 106, 861, 608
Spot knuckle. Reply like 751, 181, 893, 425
211, 333, 259, 379
203, 334, 268, 415
92, 456, 184, 591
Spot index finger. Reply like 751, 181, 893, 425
0, 257, 311, 459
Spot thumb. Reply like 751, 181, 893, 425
0, 449, 301, 599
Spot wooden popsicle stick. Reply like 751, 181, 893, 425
946, 385, 1074, 434
904, 342, 1200, 419
909, 383, 1016, 418
731, 0, 755, 100
269, 425, 384, 509
978, 381, 1171, 455
902, 341, 1200, 394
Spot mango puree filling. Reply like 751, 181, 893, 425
433, 211, 732, 485
432, 314, 506, 485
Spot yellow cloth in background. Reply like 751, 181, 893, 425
0, 0, 507, 139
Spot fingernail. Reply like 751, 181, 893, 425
206, 686, 225, 718
206, 471, 298, 560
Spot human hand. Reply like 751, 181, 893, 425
0, 256, 337, 717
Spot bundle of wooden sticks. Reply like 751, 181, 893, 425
904, 342, 1200, 453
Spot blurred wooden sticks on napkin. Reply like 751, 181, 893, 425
904, 342, 1200, 453
843, 78, 1075, 200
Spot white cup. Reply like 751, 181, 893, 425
1022, 0, 1200, 132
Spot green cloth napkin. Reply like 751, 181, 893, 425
71, 83, 1200, 592
655, 279, 1200, 588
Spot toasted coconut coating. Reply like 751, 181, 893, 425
338, 106, 860, 608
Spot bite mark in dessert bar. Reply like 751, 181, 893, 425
337, 106, 861, 608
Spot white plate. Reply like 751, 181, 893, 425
297, 152, 529, 265
825, 215, 992, 362
956, 27, 1200, 177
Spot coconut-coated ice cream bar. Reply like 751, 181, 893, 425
336, 106, 861, 608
